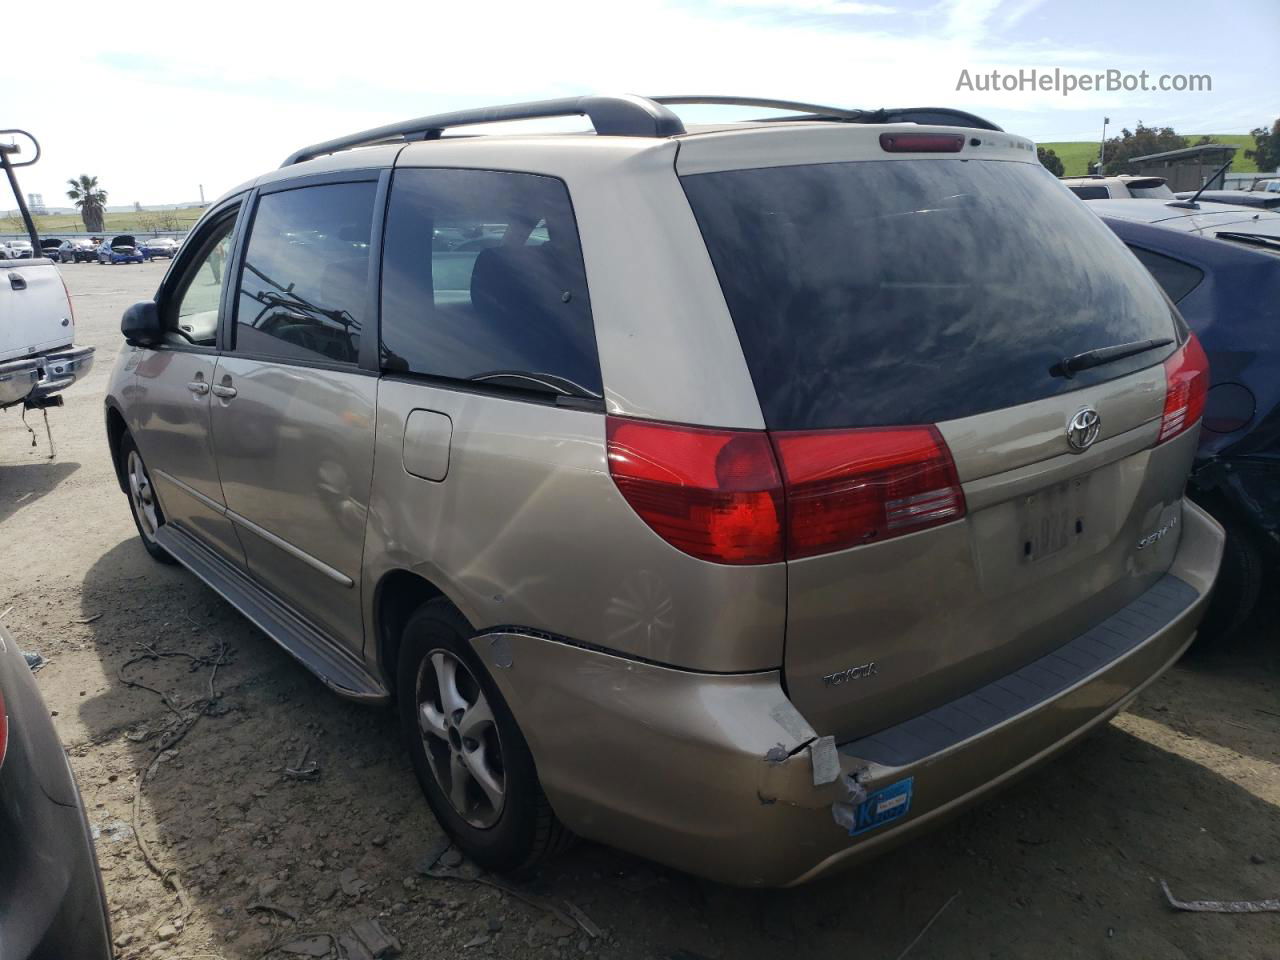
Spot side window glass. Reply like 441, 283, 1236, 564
167, 214, 236, 346
233, 181, 377, 365
1127, 245, 1205, 303
380, 168, 602, 398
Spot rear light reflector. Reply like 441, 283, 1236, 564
772, 426, 965, 558
1158, 334, 1210, 444
606, 417, 784, 564
879, 133, 965, 153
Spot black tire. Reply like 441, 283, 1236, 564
1198, 511, 1263, 646
119, 432, 176, 565
398, 600, 571, 874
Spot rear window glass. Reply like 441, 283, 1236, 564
1068, 185, 1110, 200
1126, 245, 1205, 303
1128, 183, 1175, 199
381, 168, 601, 399
682, 159, 1178, 429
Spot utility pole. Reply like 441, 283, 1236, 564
1098, 117, 1110, 173
199, 183, 205, 204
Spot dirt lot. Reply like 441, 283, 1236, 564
2, 260, 1277, 959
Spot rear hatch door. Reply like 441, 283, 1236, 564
679, 128, 1196, 741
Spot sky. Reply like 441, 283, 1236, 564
7, 0, 1278, 209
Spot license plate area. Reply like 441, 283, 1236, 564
1018, 478, 1088, 563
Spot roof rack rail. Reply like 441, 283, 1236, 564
282, 95, 685, 166
650, 96, 1002, 131
282, 94, 1003, 167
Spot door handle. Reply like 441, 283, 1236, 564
210, 383, 238, 399
187, 380, 210, 395
8, 272, 26, 291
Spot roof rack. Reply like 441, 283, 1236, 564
282, 94, 1002, 167
283, 95, 685, 165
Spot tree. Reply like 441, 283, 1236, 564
1037, 146, 1064, 177
66, 174, 108, 232
1245, 119, 1280, 174
1101, 123, 1188, 175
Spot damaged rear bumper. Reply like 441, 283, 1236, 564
0, 345, 95, 408
471, 499, 1223, 887
29, 344, 95, 401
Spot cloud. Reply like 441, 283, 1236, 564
710, 0, 897, 14
998, 0, 1048, 29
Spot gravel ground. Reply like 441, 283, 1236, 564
1, 259, 1277, 960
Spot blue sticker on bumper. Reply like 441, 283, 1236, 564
848, 777, 914, 836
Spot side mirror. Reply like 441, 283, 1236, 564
121, 300, 163, 347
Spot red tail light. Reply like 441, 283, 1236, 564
1158, 334, 1210, 444
879, 133, 965, 153
772, 426, 965, 558
606, 417, 784, 564
607, 417, 965, 564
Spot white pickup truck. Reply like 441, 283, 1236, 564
0, 132, 94, 416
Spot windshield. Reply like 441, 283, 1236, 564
1129, 184, 1175, 199
682, 159, 1179, 429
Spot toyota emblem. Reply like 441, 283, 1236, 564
1066, 407, 1101, 452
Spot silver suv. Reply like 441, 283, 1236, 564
104, 95, 1223, 887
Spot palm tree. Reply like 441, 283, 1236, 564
66, 174, 108, 232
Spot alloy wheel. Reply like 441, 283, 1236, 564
416, 650, 506, 828
126, 450, 160, 542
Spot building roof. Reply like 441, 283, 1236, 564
1132, 143, 1237, 163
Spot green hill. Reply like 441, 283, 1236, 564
2, 207, 208, 236
1039, 135, 1260, 177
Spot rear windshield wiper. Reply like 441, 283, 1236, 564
468, 370, 603, 407
1050, 338, 1173, 379
1215, 231, 1280, 252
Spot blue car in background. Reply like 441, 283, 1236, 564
1092, 199, 1280, 640
96, 234, 145, 265
140, 236, 179, 260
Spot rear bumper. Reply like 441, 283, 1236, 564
28, 345, 95, 401
474, 498, 1223, 887
0, 357, 41, 407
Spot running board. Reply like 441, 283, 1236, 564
156, 524, 389, 704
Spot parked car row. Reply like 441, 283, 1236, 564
104, 95, 1226, 890
5, 234, 187, 263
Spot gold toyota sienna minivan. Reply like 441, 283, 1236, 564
104, 95, 1223, 886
